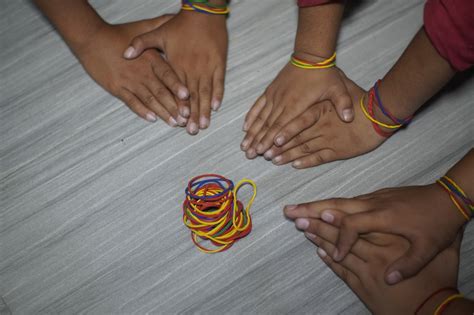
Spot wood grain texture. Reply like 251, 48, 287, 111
1, 0, 473, 314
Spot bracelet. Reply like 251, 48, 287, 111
414, 287, 458, 315
373, 80, 413, 126
181, 0, 230, 15
434, 293, 464, 315
437, 175, 472, 221
291, 52, 336, 69
368, 89, 394, 138
360, 93, 403, 129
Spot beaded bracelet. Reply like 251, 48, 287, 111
291, 52, 336, 70
436, 175, 473, 221
181, 0, 230, 15
434, 293, 464, 315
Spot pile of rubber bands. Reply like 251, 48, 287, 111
181, 0, 230, 15
182, 174, 257, 253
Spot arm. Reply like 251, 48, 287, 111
33, 0, 188, 125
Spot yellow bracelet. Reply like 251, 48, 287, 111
433, 293, 464, 315
359, 94, 403, 129
437, 180, 470, 221
181, 3, 230, 15
291, 52, 336, 70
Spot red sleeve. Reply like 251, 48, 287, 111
424, 0, 474, 71
297, 0, 336, 7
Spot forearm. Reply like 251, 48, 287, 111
376, 28, 455, 123
294, 2, 344, 60
33, 0, 106, 51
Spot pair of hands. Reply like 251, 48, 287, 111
241, 63, 385, 168
75, 11, 227, 134
284, 184, 467, 313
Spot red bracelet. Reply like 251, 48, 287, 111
414, 287, 459, 315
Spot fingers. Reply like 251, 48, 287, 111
135, 85, 175, 126
147, 80, 179, 126
292, 149, 338, 169
284, 198, 366, 220
151, 58, 190, 101
198, 77, 213, 129
241, 102, 273, 158
273, 105, 322, 148
212, 67, 225, 111
305, 232, 366, 276
253, 106, 287, 155
297, 218, 372, 260
116, 88, 157, 123
335, 211, 392, 262
272, 136, 325, 166
186, 79, 200, 135
124, 29, 165, 60
384, 241, 438, 285
243, 94, 266, 132
327, 85, 354, 122
316, 246, 360, 289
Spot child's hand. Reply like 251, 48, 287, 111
284, 184, 466, 285
75, 16, 189, 126
240, 63, 353, 159
285, 211, 461, 314
261, 74, 384, 168
123, 11, 228, 135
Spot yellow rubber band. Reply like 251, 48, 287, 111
232, 179, 257, 232
437, 180, 470, 221
181, 3, 230, 14
290, 52, 336, 70
433, 293, 464, 315
359, 94, 402, 129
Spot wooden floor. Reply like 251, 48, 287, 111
1, 0, 473, 314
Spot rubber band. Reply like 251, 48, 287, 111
290, 52, 336, 70
440, 176, 474, 212
434, 293, 464, 315
368, 89, 393, 138
360, 93, 403, 129
182, 0, 229, 15
414, 287, 458, 315
373, 80, 413, 126
183, 174, 257, 253
436, 180, 470, 221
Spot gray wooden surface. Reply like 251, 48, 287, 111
1, 0, 473, 314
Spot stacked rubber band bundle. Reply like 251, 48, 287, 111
437, 175, 473, 221
182, 174, 257, 253
181, 0, 229, 15
360, 80, 413, 137
291, 52, 336, 69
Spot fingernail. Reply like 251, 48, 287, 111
124, 46, 136, 59
386, 271, 403, 285
285, 205, 297, 211
188, 122, 198, 135
317, 248, 327, 258
211, 99, 221, 111
199, 117, 209, 129
168, 116, 178, 127
275, 136, 285, 146
181, 107, 190, 118
292, 160, 302, 168
146, 112, 157, 122
321, 211, 334, 223
295, 218, 309, 230
272, 155, 282, 165
342, 109, 354, 122
177, 115, 187, 126
241, 139, 249, 150
264, 149, 274, 160
305, 232, 317, 239
178, 88, 189, 100
246, 148, 257, 159
243, 122, 249, 131
256, 143, 264, 154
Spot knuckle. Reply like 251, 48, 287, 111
144, 94, 155, 106
155, 87, 169, 98
310, 153, 325, 165
199, 86, 211, 95
161, 68, 175, 82
300, 142, 312, 154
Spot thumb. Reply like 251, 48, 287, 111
384, 242, 437, 285
123, 22, 169, 59
149, 14, 174, 29
327, 86, 354, 122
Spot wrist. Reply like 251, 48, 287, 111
430, 182, 468, 229
418, 289, 459, 315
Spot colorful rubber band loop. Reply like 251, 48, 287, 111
368, 89, 393, 138
183, 174, 257, 253
373, 80, 413, 126
182, 0, 229, 15
440, 176, 474, 212
433, 293, 464, 315
436, 180, 471, 221
414, 287, 459, 315
291, 52, 336, 70
360, 93, 403, 129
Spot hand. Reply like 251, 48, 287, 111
74, 16, 189, 126
285, 212, 461, 314
260, 74, 384, 169
284, 184, 466, 285
124, 10, 228, 135
240, 62, 354, 159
